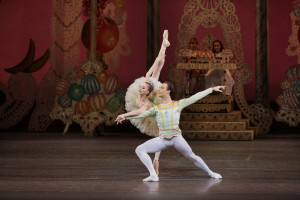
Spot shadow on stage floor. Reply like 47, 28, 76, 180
0, 124, 299, 200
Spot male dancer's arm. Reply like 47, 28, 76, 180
179, 86, 224, 109
127, 107, 156, 119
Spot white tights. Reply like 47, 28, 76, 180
135, 135, 214, 177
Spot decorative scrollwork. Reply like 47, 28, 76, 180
286, 0, 300, 63
166, 0, 272, 134
274, 65, 300, 126
276, 1, 300, 127
198, 0, 223, 10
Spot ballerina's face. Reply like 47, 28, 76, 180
139, 82, 150, 95
213, 42, 221, 53
188, 38, 198, 50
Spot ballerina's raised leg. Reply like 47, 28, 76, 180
146, 30, 170, 176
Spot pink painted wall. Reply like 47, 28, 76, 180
114, 0, 147, 88
0, 0, 52, 85
269, 1, 297, 100
0, 0, 297, 101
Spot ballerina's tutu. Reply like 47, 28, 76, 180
125, 77, 161, 137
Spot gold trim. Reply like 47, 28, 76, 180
155, 106, 165, 129
170, 101, 179, 128
160, 127, 180, 131
158, 101, 175, 108
176, 63, 237, 70
182, 130, 254, 141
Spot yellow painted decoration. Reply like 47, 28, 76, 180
115, 0, 124, 8
76, 68, 86, 79
97, 71, 108, 83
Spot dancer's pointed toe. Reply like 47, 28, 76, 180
163, 30, 170, 47
163, 30, 168, 39
209, 172, 222, 179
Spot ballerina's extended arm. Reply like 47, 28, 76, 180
115, 106, 150, 124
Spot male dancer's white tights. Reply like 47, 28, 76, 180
135, 135, 215, 177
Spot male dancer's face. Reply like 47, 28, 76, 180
158, 83, 170, 98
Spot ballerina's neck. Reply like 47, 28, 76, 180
136, 94, 151, 108
139, 94, 149, 101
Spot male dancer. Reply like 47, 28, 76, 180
116, 82, 225, 182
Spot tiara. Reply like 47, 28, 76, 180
145, 80, 154, 87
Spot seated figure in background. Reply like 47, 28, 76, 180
205, 40, 235, 95
184, 37, 206, 95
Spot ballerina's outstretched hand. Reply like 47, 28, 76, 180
115, 114, 126, 124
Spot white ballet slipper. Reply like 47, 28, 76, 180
209, 172, 222, 179
163, 30, 170, 47
163, 30, 168, 39
143, 174, 159, 182
163, 39, 170, 47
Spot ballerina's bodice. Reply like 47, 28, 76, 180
136, 96, 153, 109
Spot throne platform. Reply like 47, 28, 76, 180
180, 94, 257, 141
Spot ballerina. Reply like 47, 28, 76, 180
116, 30, 170, 175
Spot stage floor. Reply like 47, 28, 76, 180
0, 127, 300, 200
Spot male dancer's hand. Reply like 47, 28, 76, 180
212, 86, 225, 92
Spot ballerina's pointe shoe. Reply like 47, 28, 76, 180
143, 174, 159, 182
209, 172, 223, 179
153, 159, 159, 175
163, 30, 170, 47
163, 30, 168, 39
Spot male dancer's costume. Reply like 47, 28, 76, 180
128, 87, 222, 181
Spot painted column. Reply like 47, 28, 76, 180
255, 0, 269, 106
147, 0, 160, 70
90, 0, 97, 60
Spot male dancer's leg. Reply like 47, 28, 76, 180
171, 135, 222, 179
135, 137, 168, 181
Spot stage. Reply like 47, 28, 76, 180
0, 126, 299, 200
